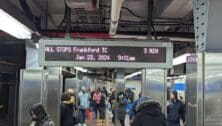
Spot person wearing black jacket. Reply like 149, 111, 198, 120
117, 92, 127, 126
167, 91, 186, 126
131, 96, 166, 126
99, 91, 106, 120
109, 91, 116, 124
60, 93, 75, 126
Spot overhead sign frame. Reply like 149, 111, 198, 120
39, 38, 173, 68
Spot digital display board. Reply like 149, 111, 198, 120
39, 39, 173, 68
45, 46, 166, 63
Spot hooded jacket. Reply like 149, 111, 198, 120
131, 97, 167, 126
167, 99, 185, 125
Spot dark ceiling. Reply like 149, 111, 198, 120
8, 0, 194, 37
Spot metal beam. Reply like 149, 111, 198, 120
147, 0, 153, 38
41, 30, 194, 39
194, 0, 222, 52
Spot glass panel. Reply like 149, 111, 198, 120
205, 53, 222, 126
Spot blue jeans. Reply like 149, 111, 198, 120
79, 109, 86, 124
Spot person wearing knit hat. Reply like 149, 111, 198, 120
131, 96, 167, 126
167, 91, 186, 126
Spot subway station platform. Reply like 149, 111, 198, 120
85, 110, 130, 126
1, 0, 222, 126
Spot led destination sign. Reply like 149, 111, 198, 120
39, 39, 173, 68
45, 46, 166, 63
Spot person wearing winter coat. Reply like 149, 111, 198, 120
131, 96, 167, 126
117, 92, 127, 126
60, 92, 75, 126
99, 91, 106, 120
109, 91, 116, 124
129, 92, 141, 122
167, 91, 186, 126
30, 103, 55, 126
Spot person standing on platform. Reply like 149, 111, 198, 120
129, 93, 141, 123
30, 103, 55, 126
60, 92, 75, 126
131, 96, 166, 126
125, 88, 134, 103
117, 92, 127, 126
109, 91, 116, 124
93, 88, 102, 119
99, 90, 106, 121
109, 91, 115, 111
167, 91, 186, 126
103, 86, 108, 97
78, 86, 90, 126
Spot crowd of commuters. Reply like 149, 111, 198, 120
29, 85, 186, 126
108, 88, 134, 126
60, 86, 107, 126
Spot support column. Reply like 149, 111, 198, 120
194, 0, 222, 126
25, 40, 43, 70
142, 69, 167, 113
114, 69, 125, 124
46, 67, 63, 126
115, 69, 125, 92
185, 54, 198, 126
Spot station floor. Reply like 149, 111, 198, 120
83, 110, 131, 126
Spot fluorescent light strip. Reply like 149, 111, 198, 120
167, 75, 187, 79
124, 71, 142, 80
74, 67, 88, 73
173, 53, 192, 66
0, 9, 32, 39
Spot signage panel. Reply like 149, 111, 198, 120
39, 39, 173, 68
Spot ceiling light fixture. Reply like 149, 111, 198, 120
173, 53, 192, 66
0, 9, 33, 39
74, 67, 88, 73
124, 71, 142, 80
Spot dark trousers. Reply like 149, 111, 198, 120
119, 119, 125, 126
112, 110, 115, 124
79, 109, 86, 124
99, 106, 106, 119
94, 104, 100, 118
